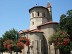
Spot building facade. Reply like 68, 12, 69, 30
19, 2, 58, 54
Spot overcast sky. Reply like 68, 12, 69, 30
0, 0, 72, 37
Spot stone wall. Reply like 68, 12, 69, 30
20, 32, 44, 54
39, 23, 58, 54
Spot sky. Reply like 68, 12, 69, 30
0, 0, 72, 37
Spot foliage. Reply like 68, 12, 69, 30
70, 41, 72, 49
2, 28, 18, 41
49, 30, 70, 54
0, 37, 7, 52
18, 37, 30, 46
3, 39, 12, 52
1, 28, 18, 52
48, 9, 72, 54
59, 9, 72, 53
60, 9, 72, 41
0, 28, 30, 53
3, 39, 24, 52
11, 41, 24, 52
0, 28, 21, 52
17, 42, 24, 49
49, 31, 70, 47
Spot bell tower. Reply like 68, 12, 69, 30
47, 2, 52, 21
29, 3, 52, 30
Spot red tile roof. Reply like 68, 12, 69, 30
30, 29, 43, 33
38, 22, 58, 27
19, 30, 29, 34
19, 29, 43, 34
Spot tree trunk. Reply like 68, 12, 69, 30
16, 51, 18, 54
10, 50, 12, 54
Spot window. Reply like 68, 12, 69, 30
32, 13, 34, 17
38, 12, 39, 16
32, 22, 34, 25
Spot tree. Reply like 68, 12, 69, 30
60, 9, 72, 51
2, 28, 18, 41
49, 9, 72, 54
60, 9, 72, 41
1, 28, 21, 53
0, 37, 7, 54
1, 28, 30, 53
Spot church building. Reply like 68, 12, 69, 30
19, 2, 58, 54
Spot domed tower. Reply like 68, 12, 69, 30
29, 4, 52, 30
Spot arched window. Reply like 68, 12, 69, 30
32, 22, 34, 25
38, 12, 39, 16
32, 13, 34, 17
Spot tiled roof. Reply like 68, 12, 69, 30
19, 30, 29, 34
19, 29, 43, 34
38, 22, 58, 27
30, 29, 43, 33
